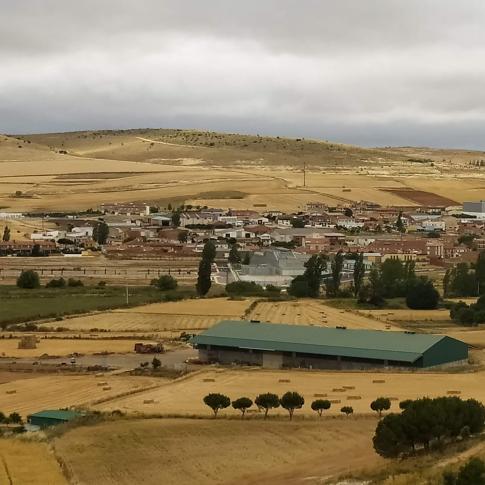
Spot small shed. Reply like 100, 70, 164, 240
28, 409, 82, 428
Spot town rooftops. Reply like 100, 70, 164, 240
191, 320, 458, 363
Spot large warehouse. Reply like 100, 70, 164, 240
191, 320, 468, 370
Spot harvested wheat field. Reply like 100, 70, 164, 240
357, 308, 450, 322
0, 338, 154, 358
43, 298, 253, 332
248, 299, 401, 330
54, 417, 382, 485
0, 374, 161, 416
0, 438, 66, 484
95, 368, 485, 417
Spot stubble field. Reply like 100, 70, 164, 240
53, 417, 383, 485
0, 439, 66, 484
94, 368, 485, 417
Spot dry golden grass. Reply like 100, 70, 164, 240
0, 338, 154, 358
358, 308, 450, 322
0, 374, 161, 415
248, 299, 401, 330
95, 368, 485, 417
0, 438, 66, 484
54, 417, 383, 485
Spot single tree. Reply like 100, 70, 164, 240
2, 226, 10, 242
93, 221, 109, 244
171, 211, 181, 228
196, 258, 212, 296
17, 270, 40, 289
31, 243, 41, 257
151, 357, 161, 370
280, 391, 305, 420
228, 244, 241, 265
311, 399, 331, 417
370, 397, 391, 418
202, 240, 216, 263
203, 393, 231, 418
255, 393, 280, 419
396, 211, 406, 233
353, 252, 365, 297
232, 397, 253, 418
406, 277, 439, 310
327, 251, 344, 297
341, 406, 354, 416
302, 253, 328, 298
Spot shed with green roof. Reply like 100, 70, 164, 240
28, 409, 82, 428
191, 320, 468, 369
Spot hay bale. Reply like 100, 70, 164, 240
389, 397, 399, 401
97, 382, 108, 386
332, 388, 346, 392
203, 378, 215, 382
278, 379, 290, 383
343, 386, 355, 390
329, 399, 341, 404
313, 393, 327, 398
447, 390, 461, 395
347, 396, 362, 400
102, 386, 112, 391
143, 399, 154, 404
95, 373, 104, 377
372, 379, 385, 383
6, 390, 16, 395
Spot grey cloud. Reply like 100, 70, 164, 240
1, 1, 485, 148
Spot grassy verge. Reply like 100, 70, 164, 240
0, 285, 195, 327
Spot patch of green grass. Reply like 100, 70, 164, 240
0, 285, 195, 327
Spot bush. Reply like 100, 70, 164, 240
16, 270, 40, 289
67, 278, 84, 287
288, 276, 311, 298
152, 275, 178, 291
311, 399, 331, 417
46, 277, 66, 288
225, 281, 265, 297
341, 406, 354, 416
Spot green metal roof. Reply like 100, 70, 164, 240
29, 409, 82, 421
191, 320, 455, 363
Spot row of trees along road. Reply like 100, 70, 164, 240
203, 392, 354, 420
287, 252, 439, 309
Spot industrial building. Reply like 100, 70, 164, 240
191, 321, 468, 370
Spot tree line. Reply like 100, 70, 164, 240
373, 396, 485, 458
202, 391, 355, 420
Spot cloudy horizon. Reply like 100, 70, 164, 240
2, 1, 485, 149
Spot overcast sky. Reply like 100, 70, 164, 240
2, 1, 485, 148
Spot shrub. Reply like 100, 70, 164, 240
46, 277, 66, 288
67, 278, 84, 287
225, 281, 265, 297
16, 270, 40, 289
370, 397, 391, 417
152, 275, 178, 291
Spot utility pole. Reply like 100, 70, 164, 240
303, 160, 306, 187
